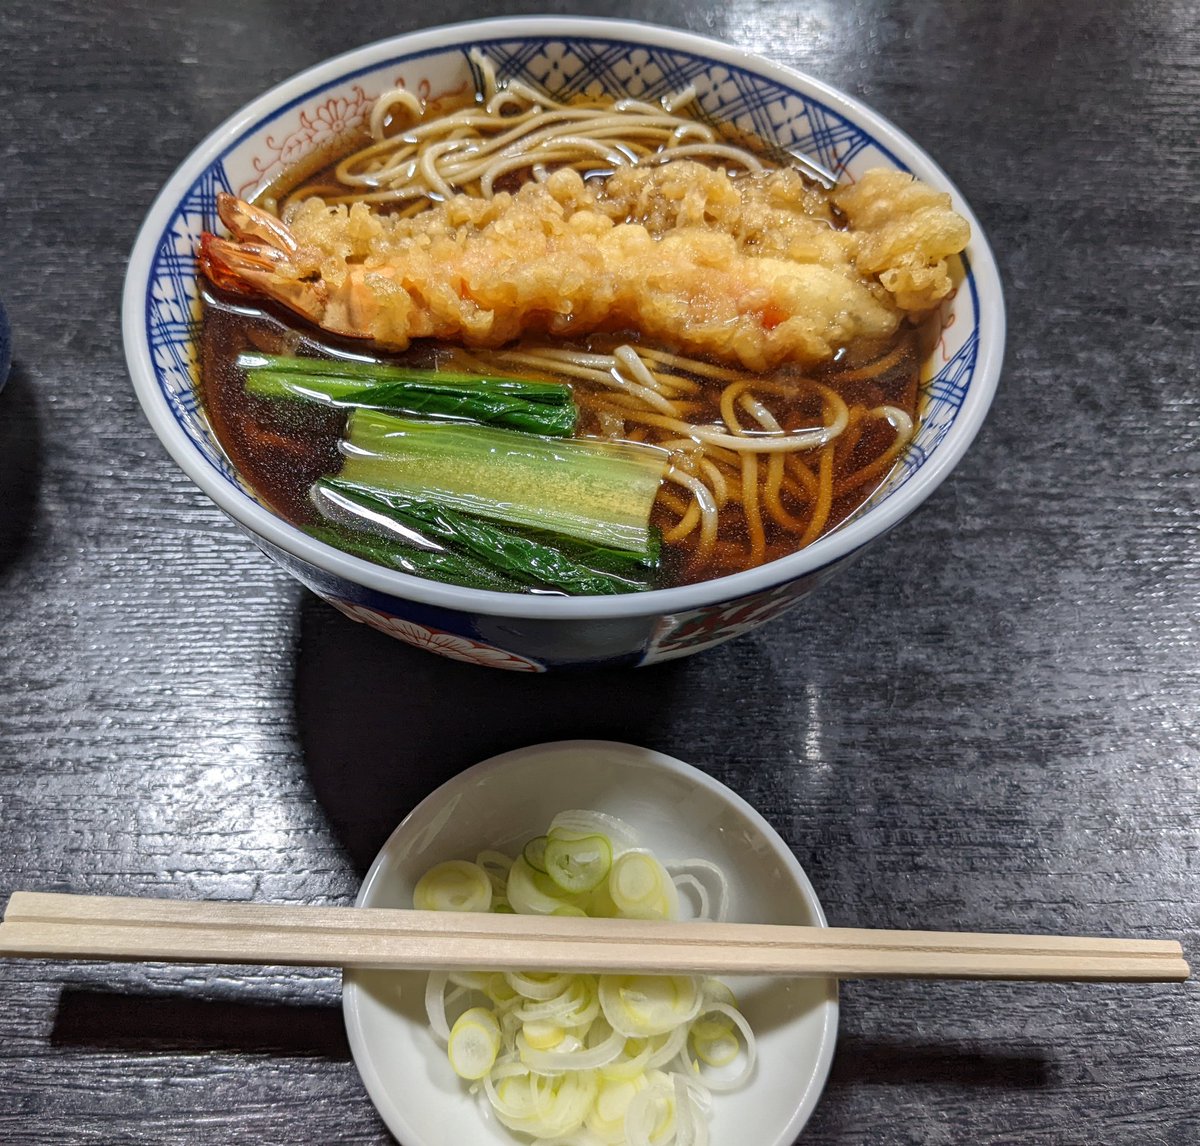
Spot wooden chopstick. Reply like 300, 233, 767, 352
0, 892, 1189, 982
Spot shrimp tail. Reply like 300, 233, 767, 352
216, 192, 300, 254
198, 193, 341, 332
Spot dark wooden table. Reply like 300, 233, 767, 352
1, 1, 1197, 1142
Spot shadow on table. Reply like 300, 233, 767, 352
49, 989, 1052, 1093
50, 986, 351, 1059
826, 1036, 1052, 1089
292, 593, 700, 876
0, 364, 42, 581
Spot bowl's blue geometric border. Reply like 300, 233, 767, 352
145, 36, 979, 519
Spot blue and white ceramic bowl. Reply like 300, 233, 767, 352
123, 17, 1004, 671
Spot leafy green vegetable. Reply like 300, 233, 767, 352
339, 411, 669, 556
238, 353, 573, 404
244, 368, 576, 435
304, 525, 521, 593
238, 352, 575, 433
317, 480, 658, 595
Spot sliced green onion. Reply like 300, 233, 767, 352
599, 1036, 655, 1083
412, 860, 492, 913
485, 1066, 598, 1139
598, 975, 702, 1039
667, 859, 730, 923
517, 1023, 625, 1073
643, 1023, 691, 1071
447, 970, 493, 992
585, 881, 622, 919
608, 851, 679, 920
506, 853, 586, 916
672, 1073, 706, 1146
475, 850, 513, 897
679, 1002, 757, 1093
701, 978, 739, 1010
506, 971, 575, 1002
410, 810, 753, 1143
691, 1016, 740, 1067
513, 977, 600, 1029
424, 971, 453, 1044
545, 833, 613, 894
624, 1071, 677, 1146
485, 973, 519, 1007
340, 411, 669, 554
549, 810, 641, 856
587, 1075, 649, 1141
448, 1007, 502, 1080
522, 835, 549, 874
520, 1018, 567, 1051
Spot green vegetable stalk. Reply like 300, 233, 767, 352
339, 411, 669, 557
315, 480, 659, 595
238, 352, 575, 435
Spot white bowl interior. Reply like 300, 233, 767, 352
343, 740, 838, 1146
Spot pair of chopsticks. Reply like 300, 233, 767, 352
0, 892, 1189, 982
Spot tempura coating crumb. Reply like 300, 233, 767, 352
833, 169, 970, 311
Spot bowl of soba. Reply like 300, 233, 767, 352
124, 16, 1004, 670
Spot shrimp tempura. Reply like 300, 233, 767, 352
200, 163, 968, 372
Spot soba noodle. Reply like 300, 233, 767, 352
306, 49, 769, 212
442, 339, 908, 576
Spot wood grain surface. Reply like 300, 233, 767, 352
0, 1, 1197, 1143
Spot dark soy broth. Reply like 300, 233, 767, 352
198, 285, 923, 590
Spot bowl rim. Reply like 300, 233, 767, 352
123, 14, 1006, 621
341, 738, 839, 1146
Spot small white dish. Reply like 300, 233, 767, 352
343, 740, 838, 1146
